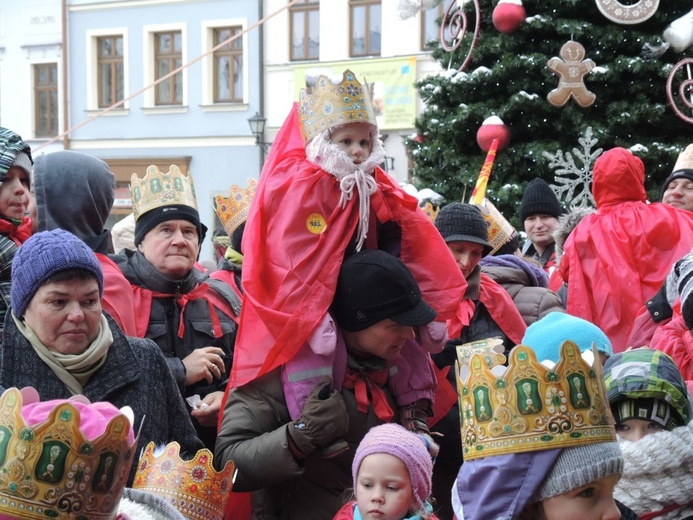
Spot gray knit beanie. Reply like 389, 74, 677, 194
11, 229, 104, 317
534, 442, 623, 501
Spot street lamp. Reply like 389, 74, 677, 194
247, 112, 266, 145
247, 112, 272, 172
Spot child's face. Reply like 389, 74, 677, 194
330, 123, 372, 164
356, 453, 416, 520
541, 474, 621, 520
615, 418, 664, 442
0, 166, 30, 220
342, 319, 416, 361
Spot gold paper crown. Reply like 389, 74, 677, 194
214, 178, 258, 237
673, 144, 693, 173
420, 201, 440, 223
0, 388, 137, 519
130, 165, 199, 221
133, 442, 234, 520
455, 342, 616, 461
298, 69, 378, 143
474, 198, 518, 255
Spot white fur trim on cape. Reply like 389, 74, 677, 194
305, 126, 386, 251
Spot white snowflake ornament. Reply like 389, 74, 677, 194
542, 127, 603, 209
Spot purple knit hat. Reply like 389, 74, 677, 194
352, 423, 433, 511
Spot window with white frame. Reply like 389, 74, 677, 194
212, 26, 243, 103
143, 23, 187, 109
34, 63, 58, 137
350, 0, 381, 57
421, 0, 456, 50
86, 28, 128, 112
97, 35, 124, 107
290, 0, 319, 61
154, 30, 183, 105
201, 19, 248, 107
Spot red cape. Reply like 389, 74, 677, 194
560, 148, 693, 353
448, 273, 527, 342
230, 105, 468, 387
651, 302, 693, 380
432, 273, 526, 425
96, 253, 137, 337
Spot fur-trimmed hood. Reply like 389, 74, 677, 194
552, 207, 595, 264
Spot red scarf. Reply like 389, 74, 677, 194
342, 366, 394, 422
0, 217, 31, 246
132, 283, 232, 339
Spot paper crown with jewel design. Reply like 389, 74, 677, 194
298, 69, 378, 143
420, 201, 440, 223
474, 198, 518, 255
455, 341, 616, 461
130, 165, 198, 221
214, 178, 257, 237
0, 388, 137, 520
133, 442, 234, 520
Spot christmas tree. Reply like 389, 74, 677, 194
407, 0, 692, 225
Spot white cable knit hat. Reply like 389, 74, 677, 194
614, 421, 693, 519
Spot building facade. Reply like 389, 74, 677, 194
0, 0, 65, 155
0, 0, 452, 260
66, 0, 263, 259
263, 0, 452, 183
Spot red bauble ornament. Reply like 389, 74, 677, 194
413, 133, 425, 144
476, 116, 511, 152
492, 0, 526, 34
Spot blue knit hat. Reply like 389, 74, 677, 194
11, 229, 103, 317
522, 312, 613, 363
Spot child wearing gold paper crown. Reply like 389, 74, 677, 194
224, 70, 470, 448
451, 341, 639, 520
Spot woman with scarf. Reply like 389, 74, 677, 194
0, 229, 203, 484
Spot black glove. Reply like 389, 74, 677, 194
287, 377, 349, 457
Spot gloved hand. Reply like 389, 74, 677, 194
287, 377, 349, 457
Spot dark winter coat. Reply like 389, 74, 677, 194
0, 312, 204, 485
112, 249, 240, 448
216, 359, 398, 520
521, 239, 557, 272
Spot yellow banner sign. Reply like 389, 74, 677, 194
293, 57, 417, 130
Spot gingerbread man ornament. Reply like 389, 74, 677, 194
547, 41, 596, 108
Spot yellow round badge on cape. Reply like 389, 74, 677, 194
306, 213, 327, 234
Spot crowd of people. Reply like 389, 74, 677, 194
0, 69, 690, 520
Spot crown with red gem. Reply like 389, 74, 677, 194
0, 388, 137, 519
297, 69, 377, 143
214, 178, 258, 237
132, 442, 234, 520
